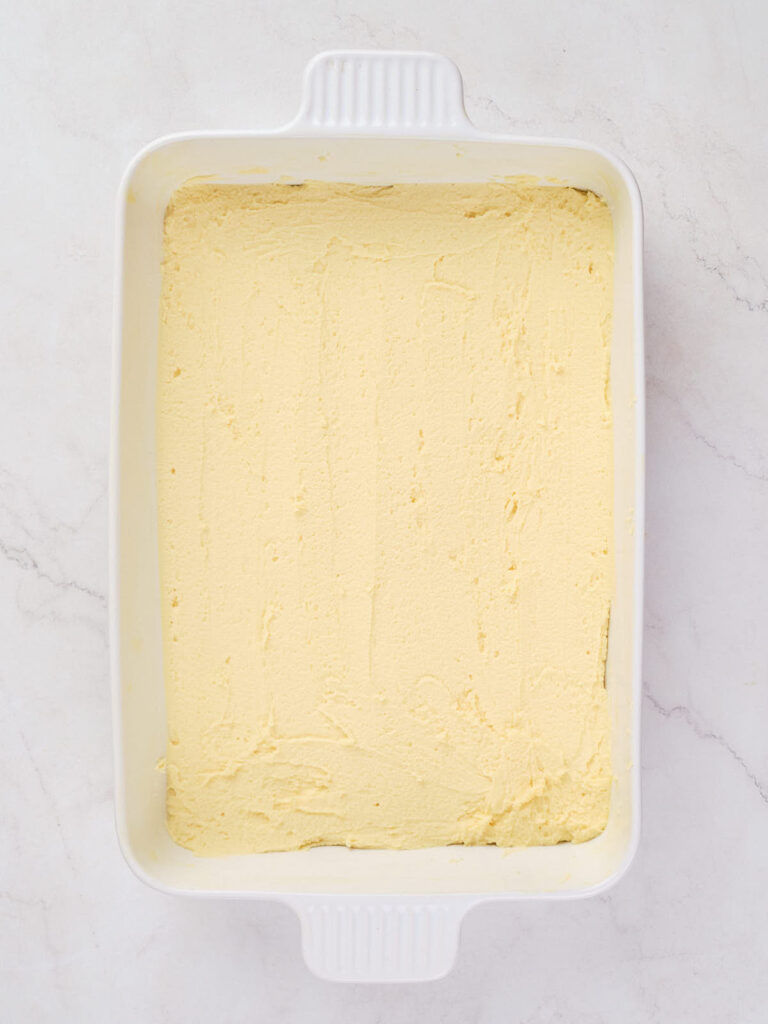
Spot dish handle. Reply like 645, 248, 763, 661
291, 50, 478, 138
286, 895, 474, 982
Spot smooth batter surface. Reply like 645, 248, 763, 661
158, 182, 614, 855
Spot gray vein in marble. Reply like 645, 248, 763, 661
6, 696, 105, 958
10, 705, 79, 877
693, 251, 768, 316
0, 463, 106, 530
329, 6, 420, 50
0, 891, 56, 965
648, 374, 768, 485
0, 537, 106, 606
645, 692, 768, 805
13, 602, 108, 648
596, 890, 643, 961
467, 95, 542, 134
655, 185, 768, 316
687, 423, 768, 484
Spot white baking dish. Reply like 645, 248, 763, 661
111, 51, 644, 982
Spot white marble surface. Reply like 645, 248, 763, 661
2, 0, 767, 1018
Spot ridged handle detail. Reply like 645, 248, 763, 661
294, 51, 473, 134
290, 897, 470, 982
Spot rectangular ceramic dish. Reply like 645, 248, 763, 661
111, 50, 644, 982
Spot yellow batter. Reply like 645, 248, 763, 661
158, 182, 614, 855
